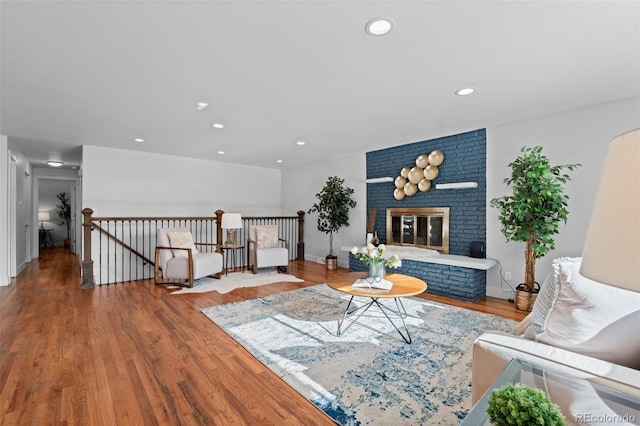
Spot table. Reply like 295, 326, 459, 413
39, 228, 54, 248
326, 272, 427, 344
461, 358, 640, 425
220, 244, 244, 276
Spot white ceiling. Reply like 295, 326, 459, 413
2, 1, 639, 171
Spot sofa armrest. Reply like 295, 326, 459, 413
472, 331, 640, 404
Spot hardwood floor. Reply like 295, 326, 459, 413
0, 248, 526, 425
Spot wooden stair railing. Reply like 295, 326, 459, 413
81, 208, 305, 288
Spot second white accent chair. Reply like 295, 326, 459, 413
247, 225, 289, 274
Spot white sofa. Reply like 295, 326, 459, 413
472, 257, 640, 409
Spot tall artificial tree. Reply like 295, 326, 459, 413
491, 146, 580, 292
308, 176, 357, 259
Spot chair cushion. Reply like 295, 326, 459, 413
256, 247, 288, 268
167, 231, 198, 257
165, 252, 223, 279
255, 226, 278, 248
522, 257, 640, 369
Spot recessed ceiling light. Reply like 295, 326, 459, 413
134, 138, 145, 143
212, 123, 224, 129
218, 151, 225, 155
296, 141, 305, 146
47, 160, 63, 167
365, 18, 394, 36
196, 102, 209, 110
455, 87, 476, 96
277, 160, 283, 163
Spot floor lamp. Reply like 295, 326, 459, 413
580, 128, 639, 292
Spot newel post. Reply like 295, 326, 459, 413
81, 208, 95, 289
296, 210, 305, 260
214, 210, 224, 254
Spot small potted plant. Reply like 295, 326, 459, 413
308, 176, 357, 270
56, 192, 72, 248
490, 146, 580, 311
486, 383, 566, 425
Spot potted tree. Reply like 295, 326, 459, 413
57, 192, 72, 249
308, 176, 357, 270
491, 146, 580, 311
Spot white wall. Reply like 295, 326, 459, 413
82, 145, 284, 217
282, 152, 367, 268
7, 142, 32, 274
0, 135, 9, 286
486, 96, 640, 299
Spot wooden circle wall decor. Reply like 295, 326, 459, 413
424, 164, 439, 180
404, 182, 418, 196
408, 167, 424, 184
392, 149, 444, 199
428, 149, 444, 166
393, 188, 405, 200
416, 154, 429, 168
418, 178, 432, 192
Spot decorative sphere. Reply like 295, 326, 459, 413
394, 176, 407, 189
408, 166, 424, 184
424, 165, 439, 180
393, 188, 405, 200
418, 178, 432, 192
416, 154, 429, 168
400, 167, 410, 178
404, 182, 418, 196
428, 150, 444, 166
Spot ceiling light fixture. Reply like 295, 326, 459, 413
218, 151, 225, 155
134, 138, 145, 143
455, 87, 476, 96
47, 160, 63, 167
296, 141, 305, 146
212, 123, 224, 129
365, 18, 394, 36
277, 160, 283, 163
196, 102, 209, 110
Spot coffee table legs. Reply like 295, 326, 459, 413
336, 296, 412, 344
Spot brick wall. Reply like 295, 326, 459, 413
360, 129, 488, 301
366, 129, 486, 255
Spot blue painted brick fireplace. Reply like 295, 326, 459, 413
350, 129, 488, 301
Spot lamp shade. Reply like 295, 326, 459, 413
38, 211, 50, 221
221, 213, 242, 229
580, 128, 640, 292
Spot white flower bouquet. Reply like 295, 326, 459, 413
350, 244, 402, 268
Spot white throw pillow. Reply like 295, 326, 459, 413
523, 257, 640, 369
256, 226, 278, 248
167, 231, 197, 258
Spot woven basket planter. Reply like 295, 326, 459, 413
515, 283, 540, 312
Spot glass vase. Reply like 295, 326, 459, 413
369, 262, 386, 279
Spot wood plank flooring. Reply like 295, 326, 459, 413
0, 248, 526, 425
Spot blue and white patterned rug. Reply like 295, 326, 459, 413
201, 284, 516, 425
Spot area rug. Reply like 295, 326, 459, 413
201, 284, 517, 425
170, 271, 303, 295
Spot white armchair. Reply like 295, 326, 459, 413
248, 225, 289, 274
154, 227, 223, 287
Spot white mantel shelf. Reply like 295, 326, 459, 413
341, 246, 496, 271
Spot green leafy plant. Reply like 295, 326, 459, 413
490, 146, 580, 292
486, 383, 566, 426
56, 192, 72, 241
308, 176, 357, 258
